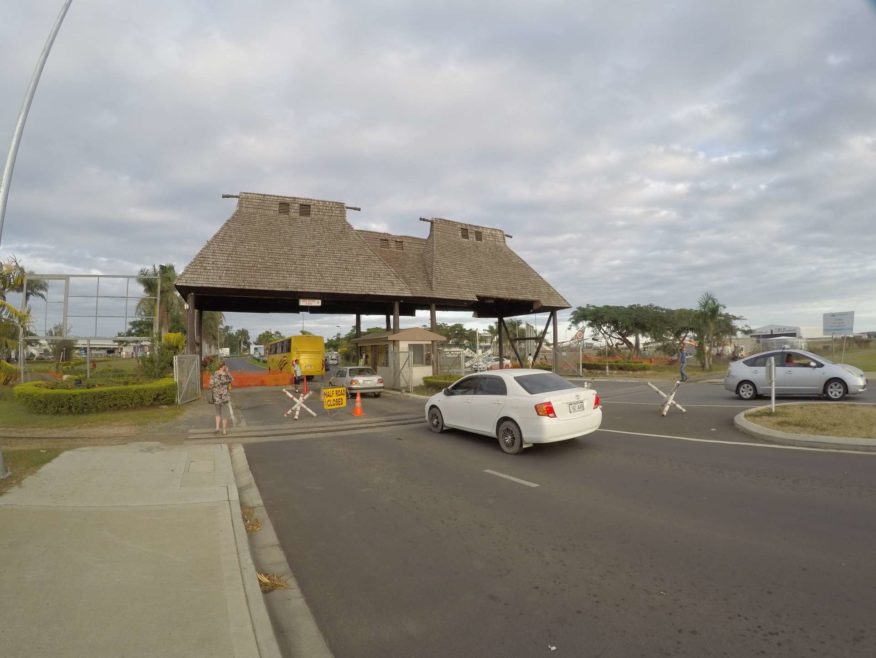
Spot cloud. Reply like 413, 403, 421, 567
2, 0, 875, 340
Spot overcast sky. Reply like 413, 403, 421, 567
2, 0, 875, 342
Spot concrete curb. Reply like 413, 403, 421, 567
188, 415, 423, 442
225, 445, 284, 657
231, 445, 334, 658
734, 403, 876, 452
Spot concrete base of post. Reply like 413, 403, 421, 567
0, 449, 10, 480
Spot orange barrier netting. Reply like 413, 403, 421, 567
202, 371, 295, 389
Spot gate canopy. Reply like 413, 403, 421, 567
175, 192, 569, 318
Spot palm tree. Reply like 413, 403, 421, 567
135, 264, 184, 338
695, 291, 723, 371
1, 257, 40, 364
0, 255, 48, 305
200, 311, 223, 355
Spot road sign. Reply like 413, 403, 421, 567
322, 386, 348, 409
823, 311, 854, 337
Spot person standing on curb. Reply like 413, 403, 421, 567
210, 361, 234, 435
292, 358, 303, 392
678, 342, 689, 383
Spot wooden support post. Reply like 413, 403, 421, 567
430, 303, 438, 376
551, 311, 558, 373
497, 314, 504, 367
186, 293, 197, 355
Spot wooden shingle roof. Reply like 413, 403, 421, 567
176, 192, 569, 317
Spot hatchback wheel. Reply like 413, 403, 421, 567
497, 419, 524, 455
824, 379, 847, 401
736, 381, 757, 401
428, 406, 445, 433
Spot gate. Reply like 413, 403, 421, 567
173, 354, 201, 404
388, 350, 413, 392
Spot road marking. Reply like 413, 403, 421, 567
599, 429, 876, 455
484, 469, 540, 487
603, 401, 747, 408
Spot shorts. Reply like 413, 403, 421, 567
214, 401, 232, 420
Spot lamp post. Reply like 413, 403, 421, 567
0, 0, 74, 246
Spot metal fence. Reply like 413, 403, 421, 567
436, 349, 466, 378
386, 350, 414, 392
173, 354, 201, 404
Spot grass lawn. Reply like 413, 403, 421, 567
747, 403, 876, 439
0, 448, 63, 495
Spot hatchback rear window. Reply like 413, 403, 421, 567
513, 372, 577, 395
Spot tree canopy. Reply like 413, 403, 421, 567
570, 295, 744, 368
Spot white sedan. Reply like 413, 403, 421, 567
424, 369, 602, 454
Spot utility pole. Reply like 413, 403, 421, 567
0, 0, 74, 245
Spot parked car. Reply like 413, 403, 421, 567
328, 366, 384, 397
424, 369, 602, 454
724, 348, 867, 401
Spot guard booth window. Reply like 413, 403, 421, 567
410, 344, 430, 366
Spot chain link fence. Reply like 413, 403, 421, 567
173, 354, 201, 404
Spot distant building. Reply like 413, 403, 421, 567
750, 325, 802, 339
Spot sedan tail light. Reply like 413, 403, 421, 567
534, 401, 556, 418
378, 377, 384, 384
594, 393, 600, 409
351, 378, 360, 385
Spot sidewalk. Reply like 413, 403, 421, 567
0, 442, 281, 657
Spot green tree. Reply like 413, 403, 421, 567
431, 322, 475, 347
570, 304, 674, 358
46, 323, 76, 363
1, 256, 45, 363
200, 311, 223, 354
693, 292, 742, 370
222, 327, 251, 355
256, 330, 283, 347
135, 264, 184, 338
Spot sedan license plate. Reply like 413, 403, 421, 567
569, 401, 586, 413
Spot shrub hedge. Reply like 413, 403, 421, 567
421, 375, 460, 391
13, 377, 176, 414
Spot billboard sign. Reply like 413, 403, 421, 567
823, 311, 854, 336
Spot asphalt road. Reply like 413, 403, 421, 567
245, 379, 876, 657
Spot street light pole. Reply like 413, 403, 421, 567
0, 0, 74, 245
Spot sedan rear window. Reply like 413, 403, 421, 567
349, 367, 376, 376
513, 372, 577, 395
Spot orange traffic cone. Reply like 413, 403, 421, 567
352, 391, 364, 417
303, 376, 309, 394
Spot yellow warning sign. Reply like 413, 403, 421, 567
322, 387, 348, 410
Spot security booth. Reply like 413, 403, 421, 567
351, 328, 447, 391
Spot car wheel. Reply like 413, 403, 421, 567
428, 406, 445, 433
373, 392, 381, 398
497, 419, 524, 455
736, 381, 757, 401
824, 379, 847, 401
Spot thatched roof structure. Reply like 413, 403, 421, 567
176, 192, 569, 318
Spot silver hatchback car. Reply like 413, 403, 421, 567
724, 348, 867, 401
